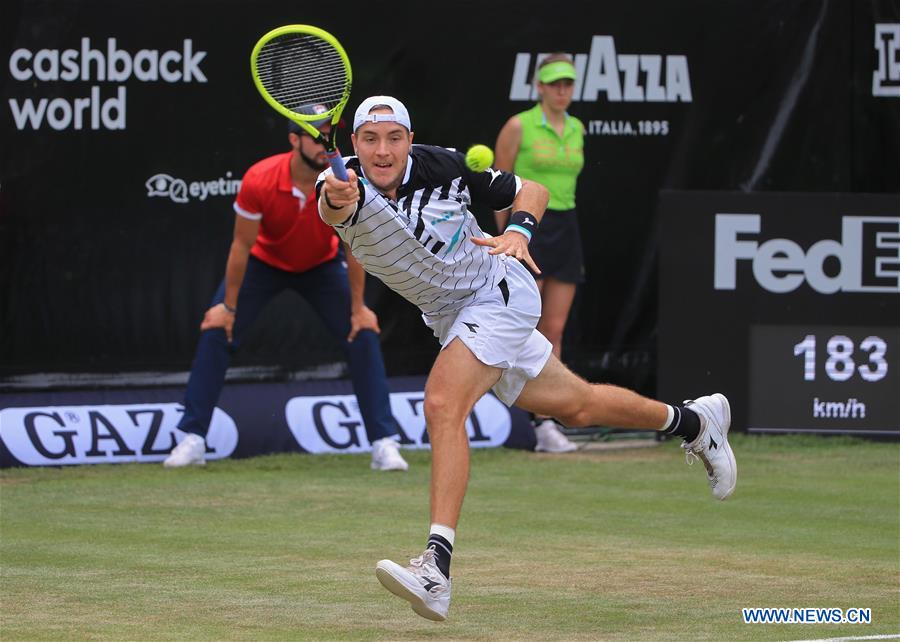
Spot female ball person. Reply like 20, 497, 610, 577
494, 53, 585, 453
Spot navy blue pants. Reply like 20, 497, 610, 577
178, 253, 397, 442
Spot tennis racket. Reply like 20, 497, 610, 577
250, 25, 352, 180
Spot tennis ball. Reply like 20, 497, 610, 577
465, 144, 494, 172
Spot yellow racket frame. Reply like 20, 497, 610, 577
250, 24, 352, 138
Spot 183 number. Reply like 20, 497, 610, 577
793, 335, 888, 382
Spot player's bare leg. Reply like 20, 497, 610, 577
515, 354, 736, 500
516, 353, 667, 428
423, 338, 502, 527
376, 338, 501, 621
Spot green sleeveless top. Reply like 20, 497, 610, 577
513, 103, 584, 211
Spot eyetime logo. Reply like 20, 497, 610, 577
0, 403, 237, 466
7, 37, 208, 131
285, 392, 511, 453
715, 214, 900, 294
509, 36, 691, 103
146, 172, 240, 203
873, 23, 900, 97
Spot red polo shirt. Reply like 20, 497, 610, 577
233, 152, 339, 272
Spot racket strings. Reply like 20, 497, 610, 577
256, 35, 349, 112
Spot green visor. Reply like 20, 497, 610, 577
538, 60, 576, 84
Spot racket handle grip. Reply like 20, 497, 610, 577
326, 150, 349, 181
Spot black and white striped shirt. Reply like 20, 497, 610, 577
318, 145, 522, 316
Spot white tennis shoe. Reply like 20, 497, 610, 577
534, 419, 578, 453
163, 433, 206, 468
376, 548, 451, 621
370, 437, 409, 471
681, 393, 736, 500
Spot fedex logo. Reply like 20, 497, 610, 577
714, 214, 900, 294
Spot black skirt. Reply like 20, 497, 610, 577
525, 208, 585, 284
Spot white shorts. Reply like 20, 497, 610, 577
423, 259, 553, 406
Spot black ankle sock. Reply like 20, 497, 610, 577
426, 534, 453, 579
662, 405, 701, 442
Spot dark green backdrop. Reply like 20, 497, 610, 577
2, 0, 898, 394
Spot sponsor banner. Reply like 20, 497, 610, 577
658, 192, 900, 435
873, 23, 900, 97
0, 376, 533, 467
145, 172, 241, 204
508, 36, 691, 141
714, 214, 900, 294
0, 403, 236, 465
7, 37, 208, 131
286, 392, 511, 454
509, 37, 692, 104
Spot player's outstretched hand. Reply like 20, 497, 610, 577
200, 303, 236, 343
323, 168, 360, 209
471, 231, 541, 274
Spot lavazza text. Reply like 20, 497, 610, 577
7, 37, 207, 131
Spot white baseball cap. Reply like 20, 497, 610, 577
353, 96, 412, 132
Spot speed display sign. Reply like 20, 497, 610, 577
658, 192, 899, 436
749, 325, 898, 433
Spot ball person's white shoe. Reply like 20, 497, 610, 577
376, 548, 451, 621
681, 393, 736, 500
370, 437, 409, 471
534, 419, 578, 453
163, 433, 206, 468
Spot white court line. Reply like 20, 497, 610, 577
785, 634, 900, 642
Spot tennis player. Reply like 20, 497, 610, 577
318, 96, 736, 621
